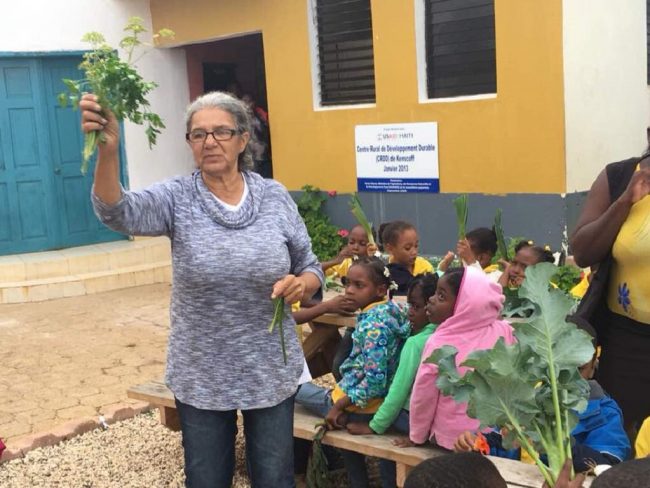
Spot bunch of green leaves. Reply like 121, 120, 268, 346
551, 265, 582, 295
58, 17, 174, 173
306, 422, 330, 488
493, 208, 509, 261
296, 185, 346, 261
349, 193, 376, 246
268, 297, 288, 365
453, 194, 469, 240
426, 263, 594, 486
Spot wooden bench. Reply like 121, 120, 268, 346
127, 380, 588, 487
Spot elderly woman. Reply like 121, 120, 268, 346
571, 152, 650, 438
80, 91, 323, 488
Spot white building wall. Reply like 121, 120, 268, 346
563, 0, 648, 193
0, 0, 192, 190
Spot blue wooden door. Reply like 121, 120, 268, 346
42, 57, 125, 248
0, 55, 126, 256
0, 59, 58, 254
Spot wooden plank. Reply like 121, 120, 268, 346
127, 380, 175, 408
159, 406, 181, 431
311, 313, 356, 328
125, 382, 591, 487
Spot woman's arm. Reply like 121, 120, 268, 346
571, 166, 650, 267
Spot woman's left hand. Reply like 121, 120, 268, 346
272, 274, 306, 305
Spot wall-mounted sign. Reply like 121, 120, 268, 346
355, 122, 439, 193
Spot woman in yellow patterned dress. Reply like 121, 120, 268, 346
571, 152, 650, 439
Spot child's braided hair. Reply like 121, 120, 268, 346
514, 240, 555, 264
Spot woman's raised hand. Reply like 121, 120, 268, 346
271, 274, 306, 305
79, 93, 120, 152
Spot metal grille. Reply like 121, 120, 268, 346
425, 0, 497, 98
316, 0, 376, 105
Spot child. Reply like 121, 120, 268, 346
454, 321, 631, 473
295, 256, 410, 487
590, 458, 650, 487
382, 221, 434, 294
458, 227, 503, 282
346, 273, 439, 488
409, 266, 515, 449
321, 224, 377, 278
498, 240, 555, 288
403, 452, 507, 488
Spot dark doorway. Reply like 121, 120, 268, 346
185, 33, 272, 178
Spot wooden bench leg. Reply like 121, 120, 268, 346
396, 463, 411, 488
159, 406, 181, 431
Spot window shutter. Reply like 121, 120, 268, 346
425, 0, 497, 98
316, 0, 376, 105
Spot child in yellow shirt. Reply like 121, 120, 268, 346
322, 224, 377, 278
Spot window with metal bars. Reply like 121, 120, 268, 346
424, 0, 497, 99
315, 0, 376, 105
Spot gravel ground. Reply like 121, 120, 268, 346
0, 376, 380, 488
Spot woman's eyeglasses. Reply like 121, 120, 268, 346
186, 127, 240, 144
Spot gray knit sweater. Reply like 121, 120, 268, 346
92, 170, 323, 410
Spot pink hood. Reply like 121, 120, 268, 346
409, 266, 514, 449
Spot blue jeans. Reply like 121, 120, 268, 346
176, 395, 296, 488
296, 383, 376, 488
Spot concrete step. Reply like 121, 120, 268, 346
0, 237, 172, 304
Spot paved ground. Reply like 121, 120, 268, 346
0, 284, 171, 446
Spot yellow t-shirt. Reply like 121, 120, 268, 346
329, 257, 354, 278
635, 416, 650, 458
389, 256, 434, 276
570, 270, 591, 299
607, 168, 650, 324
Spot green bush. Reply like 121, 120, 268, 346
296, 185, 346, 261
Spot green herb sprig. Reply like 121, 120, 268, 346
453, 194, 469, 240
349, 193, 376, 246
268, 297, 288, 365
427, 263, 594, 485
58, 17, 174, 174
493, 208, 509, 261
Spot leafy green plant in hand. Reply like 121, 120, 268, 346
426, 263, 594, 485
58, 17, 174, 174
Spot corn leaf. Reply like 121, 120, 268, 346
426, 263, 593, 485
349, 194, 376, 246
453, 194, 468, 240
494, 208, 509, 261
268, 297, 288, 365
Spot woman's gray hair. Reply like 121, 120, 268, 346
185, 91, 254, 171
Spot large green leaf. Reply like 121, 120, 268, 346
425, 262, 594, 485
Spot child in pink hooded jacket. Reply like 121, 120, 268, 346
409, 266, 515, 449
